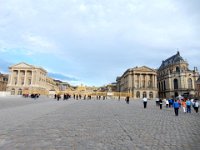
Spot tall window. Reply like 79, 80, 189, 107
176, 67, 180, 73
188, 78, 193, 89
21, 77, 24, 85
143, 91, 147, 98
161, 82, 163, 91
28, 79, 31, 85
158, 82, 161, 91
164, 80, 166, 90
149, 92, 153, 98
11, 88, 15, 95
174, 79, 178, 89
136, 91, 140, 98
148, 80, 152, 88
142, 80, 145, 88
18, 89, 22, 95
14, 77, 17, 85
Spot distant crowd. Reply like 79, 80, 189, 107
22, 94, 40, 99
22, 93, 199, 116
150, 97, 199, 116
54, 94, 107, 101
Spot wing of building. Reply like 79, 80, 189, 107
0, 73, 8, 91
116, 66, 158, 99
157, 51, 199, 98
6, 62, 59, 95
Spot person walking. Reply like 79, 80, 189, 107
186, 99, 191, 113
173, 100, 179, 116
181, 100, 186, 113
159, 99, 163, 110
143, 97, 147, 108
57, 94, 60, 101
125, 96, 130, 104
193, 99, 199, 113
164, 98, 169, 108
169, 99, 172, 108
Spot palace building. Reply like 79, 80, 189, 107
7, 62, 59, 95
0, 73, 8, 91
116, 66, 158, 99
157, 51, 199, 98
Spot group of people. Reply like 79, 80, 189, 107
54, 93, 71, 101
23, 93, 40, 99
54, 94, 108, 101
156, 97, 199, 116
73, 94, 95, 100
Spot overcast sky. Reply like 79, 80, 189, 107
0, 0, 199, 86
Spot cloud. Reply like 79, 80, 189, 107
0, 0, 200, 86
48, 72, 79, 82
23, 34, 55, 49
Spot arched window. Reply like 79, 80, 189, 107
136, 91, 140, 98
18, 89, 22, 95
149, 92, 153, 98
11, 88, 15, 95
176, 66, 180, 73
174, 79, 178, 89
188, 78, 193, 89
143, 91, 147, 98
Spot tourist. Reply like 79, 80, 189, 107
193, 99, 199, 113
186, 99, 191, 113
159, 99, 162, 109
181, 99, 186, 113
143, 97, 147, 108
163, 98, 169, 108
125, 96, 129, 104
57, 94, 61, 101
169, 99, 172, 108
173, 100, 179, 116
63, 94, 66, 100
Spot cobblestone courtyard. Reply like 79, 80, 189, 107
0, 97, 199, 150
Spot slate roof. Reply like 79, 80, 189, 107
159, 51, 185, 70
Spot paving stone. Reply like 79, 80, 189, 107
0, 97, 199, 149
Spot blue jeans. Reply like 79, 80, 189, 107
187, 105, 191, 113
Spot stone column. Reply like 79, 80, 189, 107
17, 70, 20, 85
9, 69, 13, 85
128, 73, 132, 89
151, 74, 154, 88
31, 71, 34, 85
139, 74, 142, 88
24, 70, 27, 85
154, 75, 157, 89
145, 74, 148, 88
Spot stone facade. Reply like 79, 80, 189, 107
0, 73, 8, 91
157, 51, 199, 98
195, 77, 200, 98
7, 62, 58, 95
116, 66, 158, 99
